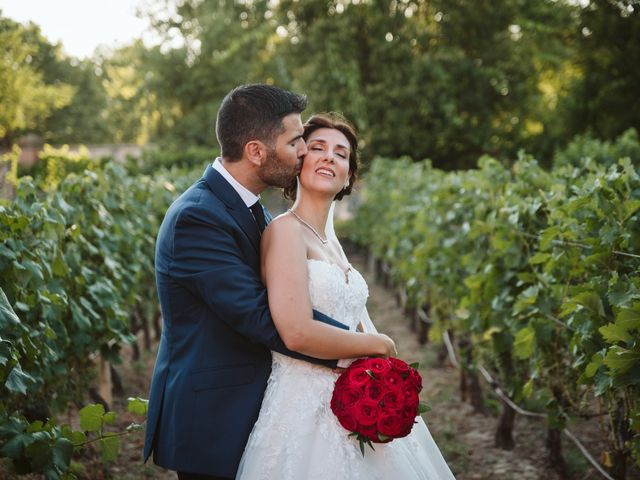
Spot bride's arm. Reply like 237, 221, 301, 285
262, 216, 394, 360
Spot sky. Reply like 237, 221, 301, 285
0, 0, 155, 59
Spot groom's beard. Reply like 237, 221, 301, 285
257, 146, 302, 188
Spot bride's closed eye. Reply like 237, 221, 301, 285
310, 145, 347, 159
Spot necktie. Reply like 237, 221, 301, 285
250, 201, 267, 234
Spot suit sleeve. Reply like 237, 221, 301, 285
170, 205, 348, 368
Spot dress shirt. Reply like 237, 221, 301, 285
212, 157, 259, 208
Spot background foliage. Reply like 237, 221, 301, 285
350, 128, 640, 475
1, 0, 639, 168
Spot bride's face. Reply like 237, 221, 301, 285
299, 128, 351, 197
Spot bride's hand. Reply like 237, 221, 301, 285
373, 333, 397, 358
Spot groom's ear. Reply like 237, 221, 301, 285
244, 140, 267, 167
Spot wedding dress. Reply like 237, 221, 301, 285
236, 258, 456, 479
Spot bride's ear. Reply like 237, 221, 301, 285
244, 140, 267, 167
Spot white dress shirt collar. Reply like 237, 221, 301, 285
212, 157, 259, 208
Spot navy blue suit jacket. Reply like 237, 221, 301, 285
143, 165, 348, 477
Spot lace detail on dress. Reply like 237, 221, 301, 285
270, 259, 368, 369
236, 260, 456, 480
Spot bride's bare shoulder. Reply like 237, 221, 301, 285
262, 211, 303, 245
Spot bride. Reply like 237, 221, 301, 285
236, 113, 455, 479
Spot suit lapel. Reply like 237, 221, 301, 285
203, 166, 261, 253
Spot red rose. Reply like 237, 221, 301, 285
399, 423, 414, 438
364, 380, 385, 403
377, 412, 404, 437
389, 357, 411, 375
332, 386, 363, 412
382, 388, 405, 410
404, 390, 419, 412
353, 398, 380, 426
335, 373, 349, 387
348, 366, 372, 387
358, 423, 379, 442
401, 403, 418, 420
349, 358, 368, 369
382, 369, 403, 388
408, 368, 423, 392
365, 358, 392, 376
402, 380, 419, 395
337, 409, 358, 432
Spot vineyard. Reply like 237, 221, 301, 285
0, 129, 639, 479
348, 128, 640, 479
0, 146, 211, 478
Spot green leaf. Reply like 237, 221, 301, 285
103, 412, 117, 425
0, 287, 20, 328
513, 326, 536, 360
418, 401, 431, 414
584, 353, 604, 378
5, 364, 36, 394
26, 421, 44, 433
623, 199, 640, 221
70, 431, 87, 446
21, 259, 44, 283
408, 362, 420, 370
99, 433, 119, 462
0, 339, 12, 366
539, 226, 560, 250
0, 243, 17, 261
522, 378, 534, 398
482, 326, 501, 341
599, 323, 632, 343
51, 249, 68, 277
24, 435, 51, 472
51, 438, 73, 471
572, 291, 606, 318
616, 305, 640, 330
79, 404, 105, 432
127, 397, 149, 416
603, 347, 640, 374
514, 286, 539, 314
0, 432, 31, 459
529, 252, 550, 265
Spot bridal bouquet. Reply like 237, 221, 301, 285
330, 357, 430, 455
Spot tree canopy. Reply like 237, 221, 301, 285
1, 0, 638, 168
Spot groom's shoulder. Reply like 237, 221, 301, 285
167, 178, 226, 223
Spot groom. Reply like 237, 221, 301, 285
143, 84, 349, 480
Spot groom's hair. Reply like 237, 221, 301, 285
216, 84, 307, 161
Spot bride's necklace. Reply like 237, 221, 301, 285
288, 209, 328, 245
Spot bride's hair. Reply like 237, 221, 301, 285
283, 112, 360, 201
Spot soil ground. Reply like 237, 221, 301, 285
3, 253, 639, 479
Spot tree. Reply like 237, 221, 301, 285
0, 14, 74, 147
562, 0, 640, 141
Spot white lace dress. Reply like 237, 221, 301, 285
236, 259, 456, 480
